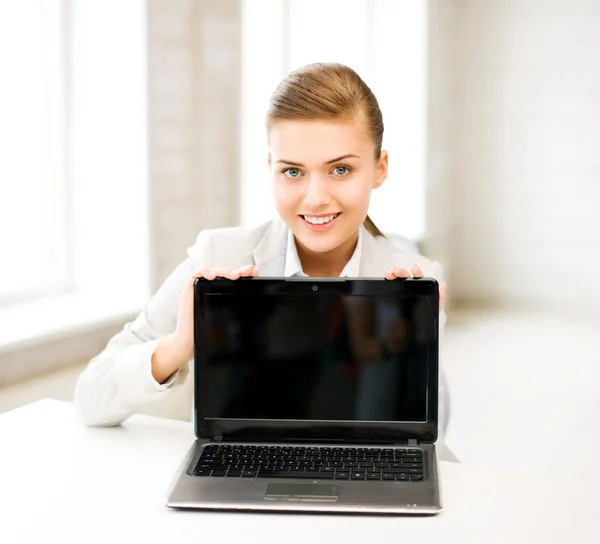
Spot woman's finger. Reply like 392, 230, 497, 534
238, 265, 256, 277
411, 264, 424, 278
439, 281, 447, 311
215, 269, 242, 280
190, 268, 216, 281
392, 267, 411, 278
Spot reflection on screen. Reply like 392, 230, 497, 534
201, 294, 429, 422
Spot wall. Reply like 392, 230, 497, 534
147, 0, 242, 289
427, 0, 600, 313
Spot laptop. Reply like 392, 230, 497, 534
165, 277, 442, 514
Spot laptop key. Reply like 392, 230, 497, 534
335, 472, 350, 479
258, 470, 335, 479
351, 472, 365, 480
193, 469, 212, 476
396, 474, 410, 481
382, 473, 396, 480
211, 470, 227, 477
226, 470, 242, 477
387, 467, 423, 474
242, 470, 257, 477
411, 475, 424, 481
366, 473, 381, 480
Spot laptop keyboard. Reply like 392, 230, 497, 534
191, 444, 425, 481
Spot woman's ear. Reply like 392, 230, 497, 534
267, 152, 272, 169
374, 150, 389, 189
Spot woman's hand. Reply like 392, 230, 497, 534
151, 265, 259, 384
384, 264, 447, 311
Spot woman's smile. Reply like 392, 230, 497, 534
300, 212, 341, 231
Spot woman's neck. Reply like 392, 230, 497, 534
295, 231, 359, 277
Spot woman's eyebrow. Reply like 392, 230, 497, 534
275, 159, 305, 166
325, 154, 360, 164
275, 154, 360, 167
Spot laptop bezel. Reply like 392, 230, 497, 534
193, 277, 439, 444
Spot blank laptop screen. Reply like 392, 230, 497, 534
200, 293, 430, 422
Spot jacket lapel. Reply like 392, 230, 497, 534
251, 217, 287, 277
361, 228, 435, 277
360, 230, 401, 277
251, 218, 421, 278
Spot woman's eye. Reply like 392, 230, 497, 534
333, 166, 350, 176
283, 168, 302, 179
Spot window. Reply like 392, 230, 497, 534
0, 0, 68, 306
239, 0, 428, 241
0, 0, 149, 353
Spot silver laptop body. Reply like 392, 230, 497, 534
166, 277, 442, 514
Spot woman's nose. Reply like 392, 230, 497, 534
303, 177, 331, 209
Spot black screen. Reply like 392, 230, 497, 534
200, 293, 430, 422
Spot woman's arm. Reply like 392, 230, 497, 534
72, 256, 194, 427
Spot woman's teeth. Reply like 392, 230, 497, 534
303, 213, 338, 225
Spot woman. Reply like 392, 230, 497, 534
73, 62, 448, 436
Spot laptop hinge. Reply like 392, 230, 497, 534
408, 438, 418, 446
212, 435, 224, 442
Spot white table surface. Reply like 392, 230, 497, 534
0, 399, 596, 544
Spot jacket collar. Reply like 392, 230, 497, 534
252, 217, 407, 278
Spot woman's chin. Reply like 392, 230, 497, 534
293, 230, 347, 255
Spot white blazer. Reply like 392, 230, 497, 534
73, 217, 448, 440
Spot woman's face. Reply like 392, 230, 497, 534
268, 115, 388, 255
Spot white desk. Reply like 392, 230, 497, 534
0, 400, 596, 544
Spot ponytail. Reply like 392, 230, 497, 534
363, 214, 385, 237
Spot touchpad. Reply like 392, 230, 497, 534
265, 483, 340, 502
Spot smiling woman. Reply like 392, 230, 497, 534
239, 0, 428, 241
266, 63, 388, 276
72, 61, 448, 436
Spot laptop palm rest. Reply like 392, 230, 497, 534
265, 483, 340, 501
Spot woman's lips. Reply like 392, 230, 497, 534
300, 213, 341, 232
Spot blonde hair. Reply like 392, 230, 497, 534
266, 62, 385, 237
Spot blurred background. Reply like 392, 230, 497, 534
0, 0, 599, 470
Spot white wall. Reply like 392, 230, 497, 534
428, 0, 600, 312
147, 0, 241, 289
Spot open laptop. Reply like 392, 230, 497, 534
165, 277, 442, 514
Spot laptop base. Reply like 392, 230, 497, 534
166, 440, 442, 515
